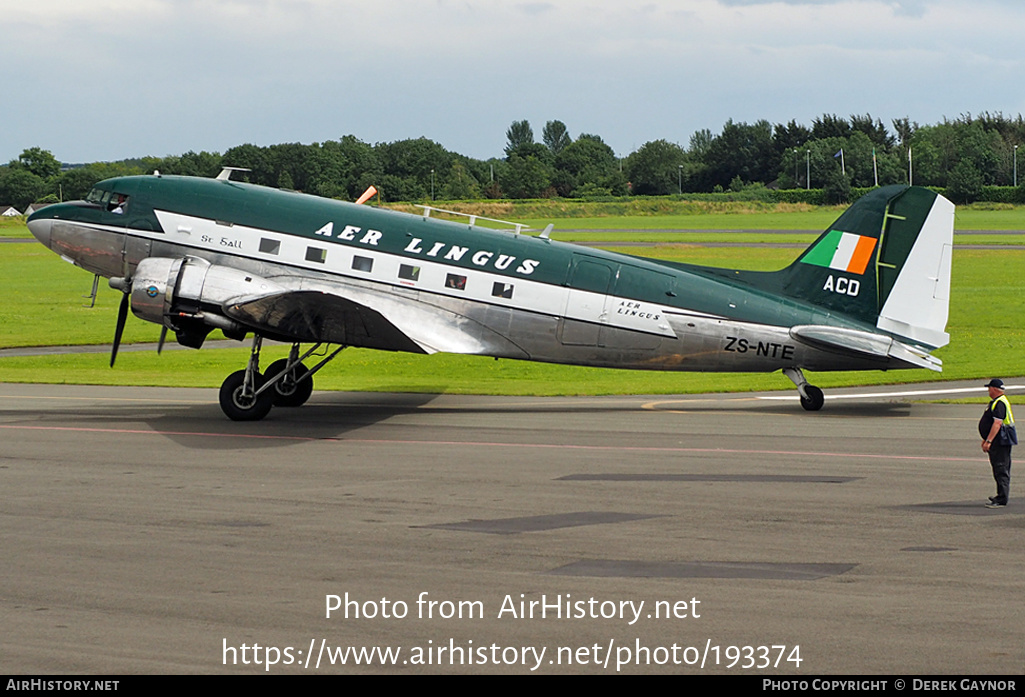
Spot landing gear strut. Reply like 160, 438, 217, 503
783, 367, 824, 412
217, 337, 346, 421
218, 335, 274, 421
265, 343, 314, 407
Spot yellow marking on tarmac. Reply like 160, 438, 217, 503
642, 397, 763, 412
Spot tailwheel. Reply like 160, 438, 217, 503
799, 385, 824, 412
265, 358, 314, 407
219, 370, 275, 421
783, 367, 825, 412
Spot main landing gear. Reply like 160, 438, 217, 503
217, 335, 346, 421
783, 367, 824, 412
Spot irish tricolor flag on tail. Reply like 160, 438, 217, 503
800, 229, 877, 275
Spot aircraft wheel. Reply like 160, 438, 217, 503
219, 370, 274, 421
800, 385, 825, 412
265, 359, 314, 407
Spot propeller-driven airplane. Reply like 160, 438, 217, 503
26, 169, 954, 420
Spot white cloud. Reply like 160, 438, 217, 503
1, 0, 1023, 163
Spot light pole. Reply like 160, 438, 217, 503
431, 168, 435, 200
678, 164, 683, 195
806, 150, 810, 190
794, 148, 799, 188
1015, 145, 1018, 188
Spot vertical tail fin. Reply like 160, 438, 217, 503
779, 185, 954, 349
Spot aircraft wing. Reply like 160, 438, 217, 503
789, 325, 942, 372
224, 290, 427, 353
223, 287, 530, 359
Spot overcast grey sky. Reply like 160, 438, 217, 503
3, 0, 1023, 164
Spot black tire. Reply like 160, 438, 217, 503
219, 370, 274, 421
264, 359, 314, 407
800, 385, 825, 411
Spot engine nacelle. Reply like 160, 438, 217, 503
130, 256, 285, 346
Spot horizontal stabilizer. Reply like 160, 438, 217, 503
790, 325, 942, 372
885, 341, 942, 372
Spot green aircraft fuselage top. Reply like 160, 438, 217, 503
35, 174, 899, 338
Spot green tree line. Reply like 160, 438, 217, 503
3, 112, 1024, 210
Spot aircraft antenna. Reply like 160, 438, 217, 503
415, 205, 532, 234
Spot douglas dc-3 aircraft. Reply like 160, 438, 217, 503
26, 169, 954, 421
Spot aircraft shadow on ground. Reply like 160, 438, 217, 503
8, 390, 918, 452
4, 392, 445, 451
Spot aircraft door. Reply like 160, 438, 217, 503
123, 234, 152, 272
602, 264, 674, 350
559, 257, 614, 346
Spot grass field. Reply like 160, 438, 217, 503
2, 206, 1022, 396
555, 231, 1025, 246
526, 208, 1025, 233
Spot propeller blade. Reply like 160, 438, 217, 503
110, 291, 129, 367
157, 326, 168, 355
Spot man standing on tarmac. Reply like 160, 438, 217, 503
979, 379, 1015, 508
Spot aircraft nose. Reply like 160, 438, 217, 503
27, 216, 53, 248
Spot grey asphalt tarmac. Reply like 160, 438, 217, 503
2, 381, 1023, 674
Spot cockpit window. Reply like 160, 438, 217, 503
85, 188, 129, 214
107, 194, 129, 214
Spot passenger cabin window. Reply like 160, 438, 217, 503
259, 238, 280, 255
398, 264, 420, 281
492, 282, 514, 299
305, 246, 327, 263
445, 274, 466, 290
352, 256, 373, 272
